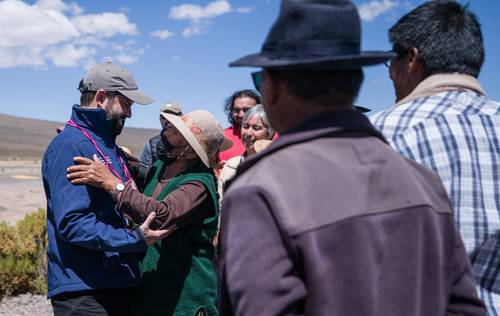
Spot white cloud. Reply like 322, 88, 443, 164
169, 0, 231, 21
104, 47, 146, 66
167, 1, 253, 39
0, 0, 79, 48
150, 29, 174, 40
83, 57, 97, 71
358, 0, 398, 22
0, 47, 46, 68
204, 0, 231, 17
35, 0, 84, 15
69, 2, 84, 15
236, 7, 254, 14
113, 54, 139, 65
0, 0, 142, 68
46, 44, 95, 67
35, 0, 69, 12
169, 0, 232, 38
71, 13, 138, 37
182, 25, 204, 38
170, 4, 205, 21
111, 43, 125, 51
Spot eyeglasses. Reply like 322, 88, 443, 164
383, 50, 395, 68
251, 71, 263, 91
384, 49, 408, 68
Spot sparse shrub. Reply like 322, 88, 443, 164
0, 209, 47, 296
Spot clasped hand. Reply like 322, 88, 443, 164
67, 154, 170, 245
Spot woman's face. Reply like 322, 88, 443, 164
161, 122, 193, 159
241, 115, 269, 150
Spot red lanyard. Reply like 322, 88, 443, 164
67, 120, 131, 182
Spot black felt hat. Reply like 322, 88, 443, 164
230, 0, 393, 70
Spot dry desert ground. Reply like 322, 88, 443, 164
0, 160, 46, 225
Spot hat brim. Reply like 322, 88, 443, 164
160, 112, 210, 167
229, 51, 395, 70
354, 105, 371, 113
161, 109, 182, 115
119, 89, 154, 105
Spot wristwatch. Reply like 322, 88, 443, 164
112, 182, 125, 201
115, 183, 125, 192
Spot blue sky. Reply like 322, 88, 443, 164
0, 0, 499, 129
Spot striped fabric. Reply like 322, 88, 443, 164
371, 89, 500, 315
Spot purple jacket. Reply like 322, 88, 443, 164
218, 111, 485, 315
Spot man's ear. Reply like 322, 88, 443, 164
408, 47, 422, 74
95, 90, 107, 108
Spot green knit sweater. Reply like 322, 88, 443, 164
135, 160, 219, 316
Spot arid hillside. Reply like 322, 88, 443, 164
0, 113, 158, 160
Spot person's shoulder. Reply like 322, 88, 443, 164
370, 105, 408, 132
45, 132, 84, 153
229, 143, 305, 190
225, 155, 242, 169
148, 134, 161, 143
467, 92, 500, 116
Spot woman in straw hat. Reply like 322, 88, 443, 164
67, 109, 231, 316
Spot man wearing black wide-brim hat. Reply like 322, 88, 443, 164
217, 1, 485, 315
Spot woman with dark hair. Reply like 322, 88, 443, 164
219, 89, 261, 162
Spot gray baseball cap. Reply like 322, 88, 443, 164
82, 62, 154, 105
160, 101, 183, 115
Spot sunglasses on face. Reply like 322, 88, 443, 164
251, 71, 263, 91
384, 49, 408, 68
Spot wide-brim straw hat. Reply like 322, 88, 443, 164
161, 110, 232, 168
229, 0, 394, 70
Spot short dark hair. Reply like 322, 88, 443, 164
78, 79, 120, 107
389, 0, 484, 78
270, 70, 364, 107
78, 79, 97, 107
223, 89, 261, 124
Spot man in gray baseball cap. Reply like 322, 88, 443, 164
42, 62, 167, 316
81, 61, 153, 105
78, 62, 154, 136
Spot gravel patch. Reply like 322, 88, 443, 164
0, 294, 52, 316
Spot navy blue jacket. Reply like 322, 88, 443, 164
42, 105, 147, 298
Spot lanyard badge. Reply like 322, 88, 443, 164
67, 119, 131, 182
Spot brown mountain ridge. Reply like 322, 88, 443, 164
0, 113, 158, 160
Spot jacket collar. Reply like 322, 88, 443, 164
395, 73, 486, 107
235, 110, 387, 176
69, 104, 116, 145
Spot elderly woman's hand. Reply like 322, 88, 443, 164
67, 154, 122, 194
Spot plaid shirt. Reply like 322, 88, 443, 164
371, 89, 500, 315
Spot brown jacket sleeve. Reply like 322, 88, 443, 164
117, 181, 210, 230
447, 228, 486, 315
